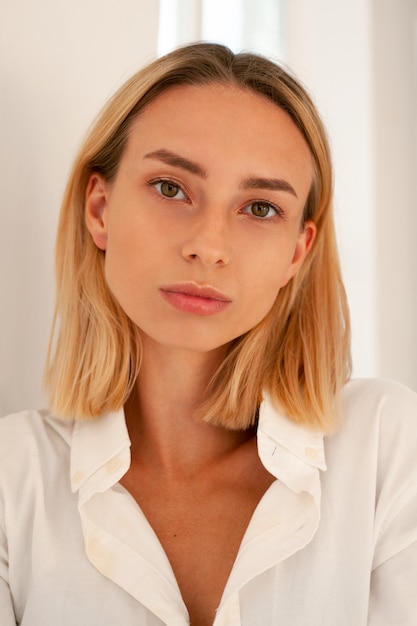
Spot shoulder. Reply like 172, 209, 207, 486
334, 376, 417, 451
341, 377, 417, 419
339, 378, 417, 450
339, 379, 417, 569
0, 410, 74, 491
0, 409, 73, 454
328, 378, 417, 509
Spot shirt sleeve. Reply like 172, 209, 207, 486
0, 517, 17, 625
368, 381, 417, 625
368, 495, 417, 624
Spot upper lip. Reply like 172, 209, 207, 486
160, 282, 232, 302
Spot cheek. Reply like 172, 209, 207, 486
103, 250, 131, 311
238, 243, 297, 322
102, 226, 145, 303
244, 242, 295, 291
101, 216, 171, 322
237, 269, 282, 328
251, 277, 281, 316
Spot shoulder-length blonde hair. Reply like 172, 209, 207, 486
44, 42, 351, 431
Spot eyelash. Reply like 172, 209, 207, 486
148, 177, 285, 220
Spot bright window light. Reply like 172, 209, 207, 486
157, 0, 286, 59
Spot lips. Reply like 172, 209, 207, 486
160, 282, 232, 316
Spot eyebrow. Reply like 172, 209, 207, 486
144, 149, 207, 177
241, 177, 298, 198
144, 148, 298, 198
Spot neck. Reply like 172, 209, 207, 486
124, 336, 253, 476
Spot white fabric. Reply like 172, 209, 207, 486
0, 378, 416, 625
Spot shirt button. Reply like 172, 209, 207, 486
106, 458, 122, 473
305, 447, 319, 460
73, 470, 84, 483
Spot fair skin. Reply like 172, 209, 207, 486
85, 82, 315, 626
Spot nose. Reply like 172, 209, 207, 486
181, 208, 231, 267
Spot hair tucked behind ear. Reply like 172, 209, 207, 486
44, 42, 350, 430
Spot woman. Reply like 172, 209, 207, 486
1, 42, 416, 626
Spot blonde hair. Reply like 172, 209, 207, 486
45, 42, 351, 431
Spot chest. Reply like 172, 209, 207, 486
120, 463, 275, 625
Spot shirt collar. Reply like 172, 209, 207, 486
69, 393, 327, 498
257, 393, 326, 503
258, 393, 326, 469
70, 409, 130, 497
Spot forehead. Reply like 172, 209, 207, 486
131, 81, 306, 143
124, 82, 313, 190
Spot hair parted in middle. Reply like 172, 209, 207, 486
44, 42, 351, 432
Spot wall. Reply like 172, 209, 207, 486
373, 0, 417, 387
286, 0, 417, 389
0, 1, 159, 415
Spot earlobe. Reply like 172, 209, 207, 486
84, 174, 109, 251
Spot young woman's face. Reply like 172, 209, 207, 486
85, 83, 315, 355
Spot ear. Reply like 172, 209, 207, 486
84, 174, 109, 251
281, 220, 316, 287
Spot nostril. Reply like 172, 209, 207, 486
181, 226, 230, 266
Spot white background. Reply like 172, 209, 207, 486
1, 0, 416, 416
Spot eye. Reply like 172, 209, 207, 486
151, 179, 187, 200
242, 201, 283, 219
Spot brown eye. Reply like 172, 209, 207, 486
249, 202, 277, 218
251, 202, 269, 217
160, 181, 181, 197
152, 179, 187, 200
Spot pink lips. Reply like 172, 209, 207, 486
160, 283, 232, 316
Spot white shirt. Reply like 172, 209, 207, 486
1, 378, 417, 625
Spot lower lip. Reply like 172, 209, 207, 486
160, 290, 231, 316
